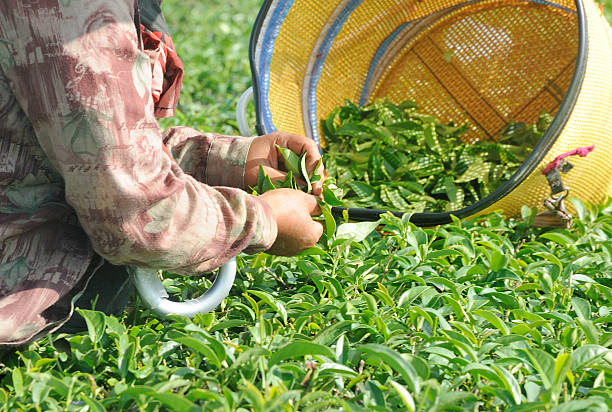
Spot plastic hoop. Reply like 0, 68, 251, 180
130, 258, 237, 318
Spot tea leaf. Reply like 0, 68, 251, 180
269, 341, 335, 366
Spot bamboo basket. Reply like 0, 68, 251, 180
249, 0, 612, 224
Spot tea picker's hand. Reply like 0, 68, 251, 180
260, 188, 323, 256
245, 131, 324, 195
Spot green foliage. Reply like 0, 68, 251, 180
156, 0, 261, 135
1, 199, 611, 411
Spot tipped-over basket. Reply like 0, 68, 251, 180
248, 0, 612, 225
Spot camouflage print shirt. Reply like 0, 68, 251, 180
0, 0, 277, 346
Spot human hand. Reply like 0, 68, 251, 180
260, 188, 323, 256
245, 131, 325, 195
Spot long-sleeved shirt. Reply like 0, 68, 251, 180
0, 0, 277, 346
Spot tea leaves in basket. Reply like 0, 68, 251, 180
322, 99, 553, 212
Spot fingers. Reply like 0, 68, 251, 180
311, 220, 324, 240
300, 138, 323, 171
274, 132, 322, 172
259, 166, 287, 184
271, 187, 321, 215
302, 191, 321, 216
260, 188, 324, 256
290, 191, 323, 245
269, 132, 326, 196
311, 180, 323, 197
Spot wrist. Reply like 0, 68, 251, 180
207, 135, 255, 189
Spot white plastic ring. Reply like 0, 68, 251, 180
130, 258, 237, 318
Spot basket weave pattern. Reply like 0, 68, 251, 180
252, 0, 612, 218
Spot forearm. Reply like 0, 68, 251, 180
64, 145, 276, 273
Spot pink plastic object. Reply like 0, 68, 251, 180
542, 145, 595, 175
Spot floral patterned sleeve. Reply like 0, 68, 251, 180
0, 1, 277, 274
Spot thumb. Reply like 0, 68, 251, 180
310, 219, 324, 241
298, 192, 321, 216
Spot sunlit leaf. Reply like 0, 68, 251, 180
269, 341, 335, 366
76, 309, 106, 344
336, 221, 379, 243
389, 380, 415, 412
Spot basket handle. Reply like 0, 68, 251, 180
236, 86, 254, 136
130, 258, 237, 318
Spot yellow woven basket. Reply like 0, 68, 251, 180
249, 0, 612, 225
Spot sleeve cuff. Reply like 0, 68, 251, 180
243, 195, 278, 254
205, 135, 254, 190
